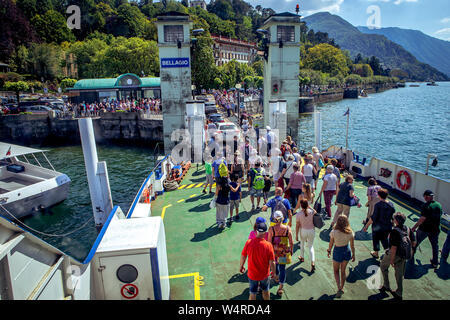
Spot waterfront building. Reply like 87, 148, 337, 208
67, 73, 160, 104
211, 34, 258, 66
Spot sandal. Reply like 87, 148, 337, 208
298, 257, 304, 262
370, 252, 379, 259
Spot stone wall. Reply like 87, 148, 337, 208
0, 112, 163, 147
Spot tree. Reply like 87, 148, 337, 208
60, 78, 77, 90
192, 34, 217, 90
345, 74, 362, 86
5, 81, 29, 104
31, 10, 76, 44
303, 43, 350, 78
207, 0, 235, 21
28, 43, 63, 80
0, 0, 37, 59
352, 64, 374, 78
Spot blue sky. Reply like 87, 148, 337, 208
202, 0, 450, 41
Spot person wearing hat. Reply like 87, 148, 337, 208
379, 212, 416, 300
240, 220, 276, 300
267, 210, 294, 296
248, 217, 269, 240
317, 165, 339, 219
411, 190, 443, 268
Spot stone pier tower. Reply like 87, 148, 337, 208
155, 12, 193, 154
262, 13, 301, 144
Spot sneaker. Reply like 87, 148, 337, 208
256, 206, 261, 211
391, 292, 403, 301
379, 286, 391, 293
202, 189, 206, 194
251, 205, 255, 211
335, 290, 343, 298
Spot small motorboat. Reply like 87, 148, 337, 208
0, 142, 71, 219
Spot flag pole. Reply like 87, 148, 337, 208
345, 108, 349, 149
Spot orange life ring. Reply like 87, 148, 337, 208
396, 170, 412, 191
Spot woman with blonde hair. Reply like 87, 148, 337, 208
311, 147, 324, 190
327, 215, 355, 298
293, 183, 315, 213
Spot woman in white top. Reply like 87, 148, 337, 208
302, 155, 316, 191
311, 147, 324, 190
296, 199, 317, 272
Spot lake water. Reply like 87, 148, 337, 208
20, 81, 449, 261
298, 82, 449, 181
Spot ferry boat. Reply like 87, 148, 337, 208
0, 142, 71, 219
0, 122, 448, 300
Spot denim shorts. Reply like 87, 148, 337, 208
333, 245, 351, 263
249, 277, 270, 294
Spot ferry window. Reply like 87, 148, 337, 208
116, 264, 138, 283
164, 25, 184, 43
277, 26, 295, 42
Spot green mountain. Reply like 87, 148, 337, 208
357, 26, 450, 78
302, 12, 449, 81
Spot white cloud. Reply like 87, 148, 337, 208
441, 17, 450, 24
435, 27, 450, 35
248, 0, 345, 15
393, 0, 418, 5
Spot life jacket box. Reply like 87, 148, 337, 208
93, 216, 169, 300
7, 164, 25, 173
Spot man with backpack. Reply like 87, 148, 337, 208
379, 212, 416, 300
262, 187, 293, 227
248, 161, 265, 211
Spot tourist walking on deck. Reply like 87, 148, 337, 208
312, 147, 324, 190
331, 175, 355, 228
317, 165, 339, 219
262, 187, 293, 227
328, 215, 355, 298
215, 166, 230, 229
364, 178, 381, 225
293, 183, 315, 212
240, 221, 276, 300
280, 155, 296, 186
229, 174, 242, 222
263, 173, 272, 205
379, 212, 416, 300
411, 190, 442, 268
212, 153, 227, 182
296, 199, 317, 272
284, 163, 306, 210
268, 211, 294, 297
363, 188, 395, 259
202, 156, 213, 194
248, 161, 265, 211
441, 229, 450, 264
266, 126, 275, 157
231, 151, 244, 183
302, 154, 316, 191
329, 159, 341, 184
249, 217, 269, 240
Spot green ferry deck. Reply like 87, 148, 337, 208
149, 166, 450, 300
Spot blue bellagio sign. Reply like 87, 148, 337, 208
161, 58, 190, 68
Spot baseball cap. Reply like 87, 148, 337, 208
256, 217, 266, 224
274, 210, 284, 221
423, 190, 434, 196
256, 222, 268, 232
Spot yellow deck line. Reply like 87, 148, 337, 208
167, 272, 202, 300
178, 184, 187, 189
177, 199, 185, 203
189, 194, 197, 198
195, 183, 204, 188
161, 204, 172, 220
186, 184, 196, 189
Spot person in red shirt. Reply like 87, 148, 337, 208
240, 222, 276, 300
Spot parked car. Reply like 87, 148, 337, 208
207, 113, 224, 124
216, 122, 241, 140
205, 102, 218, 115
19, 105, 61, 115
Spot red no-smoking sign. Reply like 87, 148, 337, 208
121, 283, 139, 299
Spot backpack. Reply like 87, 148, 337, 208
218, 162, 228, 177
395, 226, 413, 260
271, 198, 289, 222
252, 168, 265, 190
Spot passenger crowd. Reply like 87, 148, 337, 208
202, 111, 448, 301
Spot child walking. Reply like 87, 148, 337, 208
229, 174, 242, 222
203, 156, 213, 194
